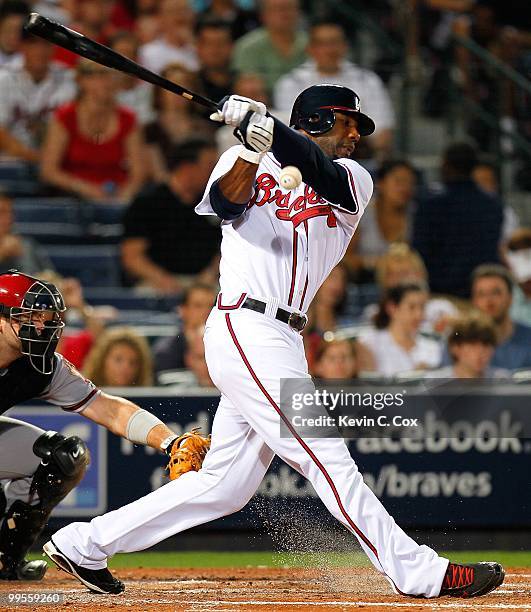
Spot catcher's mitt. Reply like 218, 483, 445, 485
166, 428, 211, 480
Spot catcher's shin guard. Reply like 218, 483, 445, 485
0, 431, 89, 580
0, 499, 48, 580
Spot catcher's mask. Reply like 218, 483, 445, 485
0, 271, 66, 374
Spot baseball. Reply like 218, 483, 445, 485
279, 165, 302, 190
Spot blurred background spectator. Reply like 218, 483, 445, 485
53, 0, 117, 68
303, 264, 348, 371
357, 283, 442, 377
312, 338, 359, 380
504, 228, 531, 326
144, 62, 212, 182
39, 271, 117, 369
131, 0, 160, 45
121, 138, 220, 294
139, 0, 198, 73
196, 20, 235, 112
83, 326, 154, 387
0, 0, 29, 68
344, 160, 417, 281
0, 28, 75, 163
40, 59, 146, 202
154, 282, 216, 374
110, 30, 154, 124
0, 191, 52, 273
470, 263, 531, 369
431, 312, 510, 378
232, 0, 306, 95
274, 20, 395, 160
183, 325, 214, 387
413, 142, 503, 298
361, 243, 459, 337
197, 0, 258, 41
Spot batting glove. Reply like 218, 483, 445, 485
235, 111, 274, 153
210, 95, 267, 127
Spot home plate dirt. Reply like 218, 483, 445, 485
1, 567, 529, 611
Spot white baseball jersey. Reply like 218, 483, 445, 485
196, 145, 373, 313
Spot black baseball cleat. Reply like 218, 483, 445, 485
43, 540, 124, 594
439, 561, 505, 597
0, 558, 47, 581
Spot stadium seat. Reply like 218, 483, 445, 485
46, 245, 121, 287
14, 198, 82, 225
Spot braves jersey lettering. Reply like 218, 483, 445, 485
196, 145, 373, 312
249, 173, 338, 228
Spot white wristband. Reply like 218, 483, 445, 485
125, 409, 164, 445
237, 146, 263, 165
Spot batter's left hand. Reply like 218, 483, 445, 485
210, 95, 267, 127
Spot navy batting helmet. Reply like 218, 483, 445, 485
289, 84, 375, 137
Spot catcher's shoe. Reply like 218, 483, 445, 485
43, 540, 124, 594
0, 558, 47, 581
439, 561, 505, 597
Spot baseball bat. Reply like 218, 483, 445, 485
24, 13, 219, 112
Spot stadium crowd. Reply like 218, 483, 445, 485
0, 0, 529, 387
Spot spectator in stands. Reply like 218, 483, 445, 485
139, 0, 198, 73
365, 243, 459, 336
183, 326, 214, 387
471, 263, 531, 369
110, 31, 154, 125
0, 28, 76, 162
133, 0, 160, 45
504, 228, 531, 326
357, 283, 442, 377
232, 0, 307, 95
313, 339, 359, 380
121, 138, 220, 294
39, 271, 116, 369
472, 157, 499, 196
197, 0, 259, 41
144, 62, 213, 182
412, 143, 503, 298
154, 282, 217, 374
430, 313, 510, 378
0, 1, 29, 68
53, 0, 116, 68
196, 20, 235, 111
83, 326, 154, 387
472, 157, 519, 244
303, 263, 349, 370
274, 21, 396, 159
40, 59, 146, 203
33, 0, 70, 23
344, 160, 417, 281
0, 192, 53, 274
375, 243, 428, 290
309, 263, 349, 335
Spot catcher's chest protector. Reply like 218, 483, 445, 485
0, 357, 53, 414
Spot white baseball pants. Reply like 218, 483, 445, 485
52, 303, 448, 597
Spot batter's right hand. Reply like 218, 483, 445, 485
210, 95, 267, 127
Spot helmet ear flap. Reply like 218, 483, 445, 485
297, 108, 335, 135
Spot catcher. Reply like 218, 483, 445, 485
0, 271, 209, 585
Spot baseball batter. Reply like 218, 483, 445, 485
46, 85, 504, 598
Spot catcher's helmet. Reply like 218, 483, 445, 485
289, 84, 375, 136
0, 271, 66, 374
